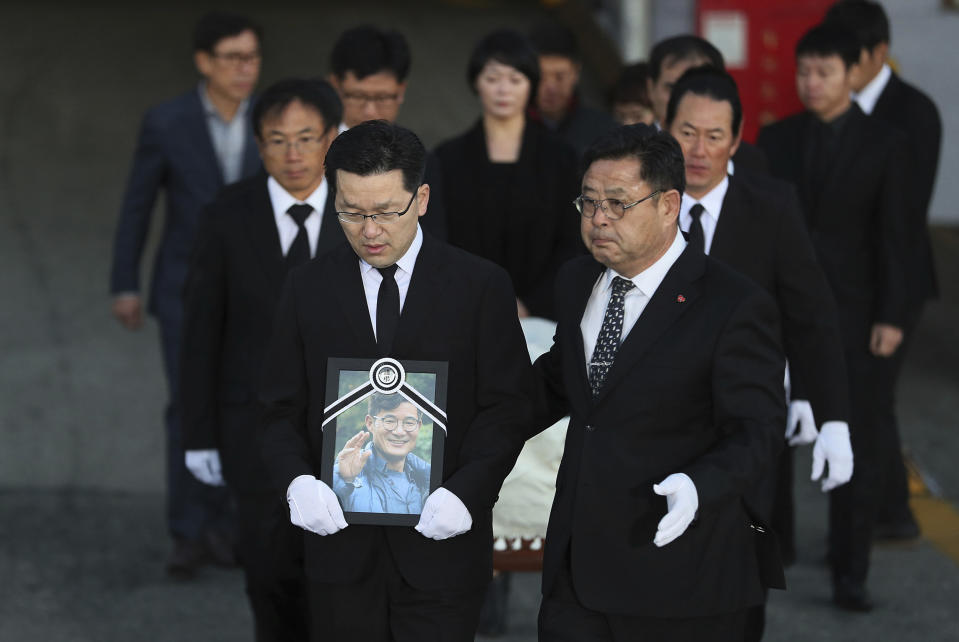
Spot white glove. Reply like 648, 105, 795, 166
414, 487, 473, 540
811, 421, 854, 492
652, 473, 699, 547
185, 449, 225, 486
786, 399, 818, 446
287, 475, 348, 536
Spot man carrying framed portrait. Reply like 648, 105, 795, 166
258, 120, 533, 642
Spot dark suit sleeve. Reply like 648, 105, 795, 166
873, 133, 909, 327
771, 188, 850, 424
109, 109, 167, 294
683, 287, 785, 508
258, 274, 314, 491
441, 268, 534, 515
180, 205, 227, 451
903, 90, 942, 228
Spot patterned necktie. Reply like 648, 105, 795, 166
588, 276, 635, 397
286, 203, 314, 268
687, 203, 705, 249
376, 264, 400, 354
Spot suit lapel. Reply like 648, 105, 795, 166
566, 259, 605, 410
316, 188, 345, 257
243, 177, 287, 287
185, 90, 225, 188
593, 245, 704, 405
391, 234, 450, 357
708, 178, 746, 261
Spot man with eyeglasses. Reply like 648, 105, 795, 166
328, 25, 410, 130
258, 120, 533, 641
107, 11, 262, 580
180, 78, 344, 641
333, 393, 431, 514
531, 125, 785, 640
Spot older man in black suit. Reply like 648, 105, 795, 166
758, 23, 909, 612
825, 0, 942, 542
533, 125, 785, 641
257, 121, 533, 641
180, 78, 344, 641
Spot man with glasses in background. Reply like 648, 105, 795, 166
108, 11, 263, 579
180, 78, 344, 640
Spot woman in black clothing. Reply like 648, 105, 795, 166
432, 29, 581, 321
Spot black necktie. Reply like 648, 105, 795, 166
286, 204, 314, 268
376, 265, 400, 354
588, 276, 635, 397
687, 203, 705, 249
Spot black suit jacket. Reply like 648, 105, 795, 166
871, 72, 942, 307
757, 105, 908, 346
110, 88, 261, 320
258, 234, 532, 591
708, 174, 849, 423
534, 245, 785, 617
180, 175, 344, 493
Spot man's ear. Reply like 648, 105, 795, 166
328, 73, 342, 92
661, 189, 682, 223
730, 124, 743, 158
396, 82, 408, 106
415, 183, 430, 218
195, 50, 212, 78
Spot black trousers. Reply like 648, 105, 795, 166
307, 529, 486, 642
876, 308, 923, 526
235, 491, 308, 642
828, 345, 896, 585
538, 554, 748, 642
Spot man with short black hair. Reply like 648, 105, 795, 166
825, 0, 942, 543
666, 65, 852, 639
527, 21, 616, 155
329, 25, 411, 130
533, 125, 785, 640
108, 10, 263, 578
258, 120, 533, 641
181, 77, 344, 641
647, 34, 767, 175
758, 22, 909, 612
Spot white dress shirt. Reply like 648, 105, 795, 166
853, 63, 892, 116
359, 224, 424, 340
580, 230, 687, 367
679, 176, 729, 255
268, 176, 328, 257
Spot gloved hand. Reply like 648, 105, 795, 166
185, 449, 225, 486
652, 473, 699, 547
415, 487, 473, 540
287, 475, 348, 536
786, 399, 818, 446
811, 421, 854, 492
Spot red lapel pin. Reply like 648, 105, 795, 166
676, 294, 686, 302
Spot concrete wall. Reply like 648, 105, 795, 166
0, 1, 549, 491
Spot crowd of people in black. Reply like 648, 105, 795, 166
108, 2, 941, 640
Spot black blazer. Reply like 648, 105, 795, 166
709, 173, 849, 423
109, 88, 261, 320
757, 105, 909, 345
258, 234, 533, 591
432, 120, 582, 319
180, 175, 344, 493
871, 72, 942, 307
534, 245, 785, 617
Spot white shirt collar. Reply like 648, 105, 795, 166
268, 175, 328, 221
197, 81, 249, 123
359, 223, 424, 277
853, 63, 892, 115
602, 228, 687, 298
683, 175, 728, 221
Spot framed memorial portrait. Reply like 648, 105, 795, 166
321, 357, 448, 526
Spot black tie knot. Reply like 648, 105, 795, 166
377, 264, 398, 280
611, 276, 634, 298
287, 203, 313, 227
689, 203, 705, 222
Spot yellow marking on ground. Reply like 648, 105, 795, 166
906, 454, 959, 564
